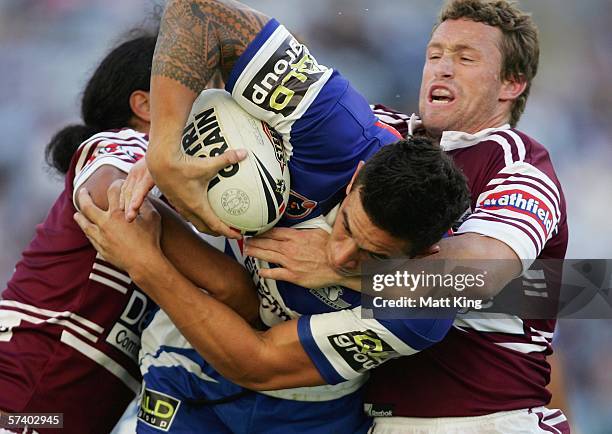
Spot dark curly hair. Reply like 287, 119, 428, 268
355, 136, 470, 256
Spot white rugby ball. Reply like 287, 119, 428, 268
181, 89, 290, 235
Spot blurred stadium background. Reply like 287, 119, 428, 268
0, 1, 610, 432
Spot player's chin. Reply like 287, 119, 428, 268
420, 112, 455, 136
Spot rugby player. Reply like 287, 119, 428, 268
74, 0, 470, 432
248, 1, 571, 432
80, 0, 569, 433
0, 32, 258, 434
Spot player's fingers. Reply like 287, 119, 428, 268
197, 149, 248, 175
77, 188, 105, 223
243, 244, 285, 266
73, 212, 99, 241
122, 158, 151, 210
107, 180, 124, 211
258, 267, 294, 282
197, 206, 242, 239
244, 237, 285, 254
119, 176, 132, 211
126, 179, 154, 222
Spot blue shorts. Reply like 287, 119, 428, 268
136, 346, 371, 434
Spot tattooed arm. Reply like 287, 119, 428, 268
122, 0, 269, 237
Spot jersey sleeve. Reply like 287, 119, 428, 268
297, 307, 452, 384
456, 159, 562, 270
225, 19, 400, 170
71, 130, 148, 209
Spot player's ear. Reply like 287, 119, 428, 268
499, 74, 527, 102
129, 90, 151, 128
346, 161, 365, 195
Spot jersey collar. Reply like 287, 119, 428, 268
440, 124, 511, 151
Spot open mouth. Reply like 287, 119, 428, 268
429, 86, 456, 105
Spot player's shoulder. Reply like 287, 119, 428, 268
469, 127, 553, 168
73, 128, 147, 168
79, 128, 148, 150
480, 128, 562, 190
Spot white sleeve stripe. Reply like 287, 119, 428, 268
470, 209, 545, 249
487, 171, 561, 211
232, 25, 287, 91
453, 315, 524, 334
498, 162, 561, 201
495, 342, 548, 354
89, 140, 147, 151
467, 212, 543, 252
80, 131, 147, 147
488, 134, 515, 166
74, 139, 101, 174
89, 273, 129, 294
370, 105, 410, 120
498, 130, 526, 162
75, 129, 147, 171
530, 327, 554, 339
81, 135, 147, 145
466, 212, 541, 250
92, 263, 132, 285
457, 216, 538, 266
523, 269, 546, 280
372, 113, 408, 125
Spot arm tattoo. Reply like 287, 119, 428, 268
153, 0, 269, 92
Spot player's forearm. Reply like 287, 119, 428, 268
153, 198, 259, 323
433, 233, 522, 298
128, 252, 323, 390
129, 253, 264, 381
147, 76, 196, 176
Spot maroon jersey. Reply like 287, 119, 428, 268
0, 129, 156, 433
366, 106, 568, 418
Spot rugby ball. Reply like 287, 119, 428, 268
181, 89, 290, 235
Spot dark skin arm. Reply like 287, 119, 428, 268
123, 0, 270, 236
75, 181, 326, 390
79, 165, 259, 323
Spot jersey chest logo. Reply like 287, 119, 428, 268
105, 289, 155, 362
286, 190, 317, 219
309, 286, 351, 310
